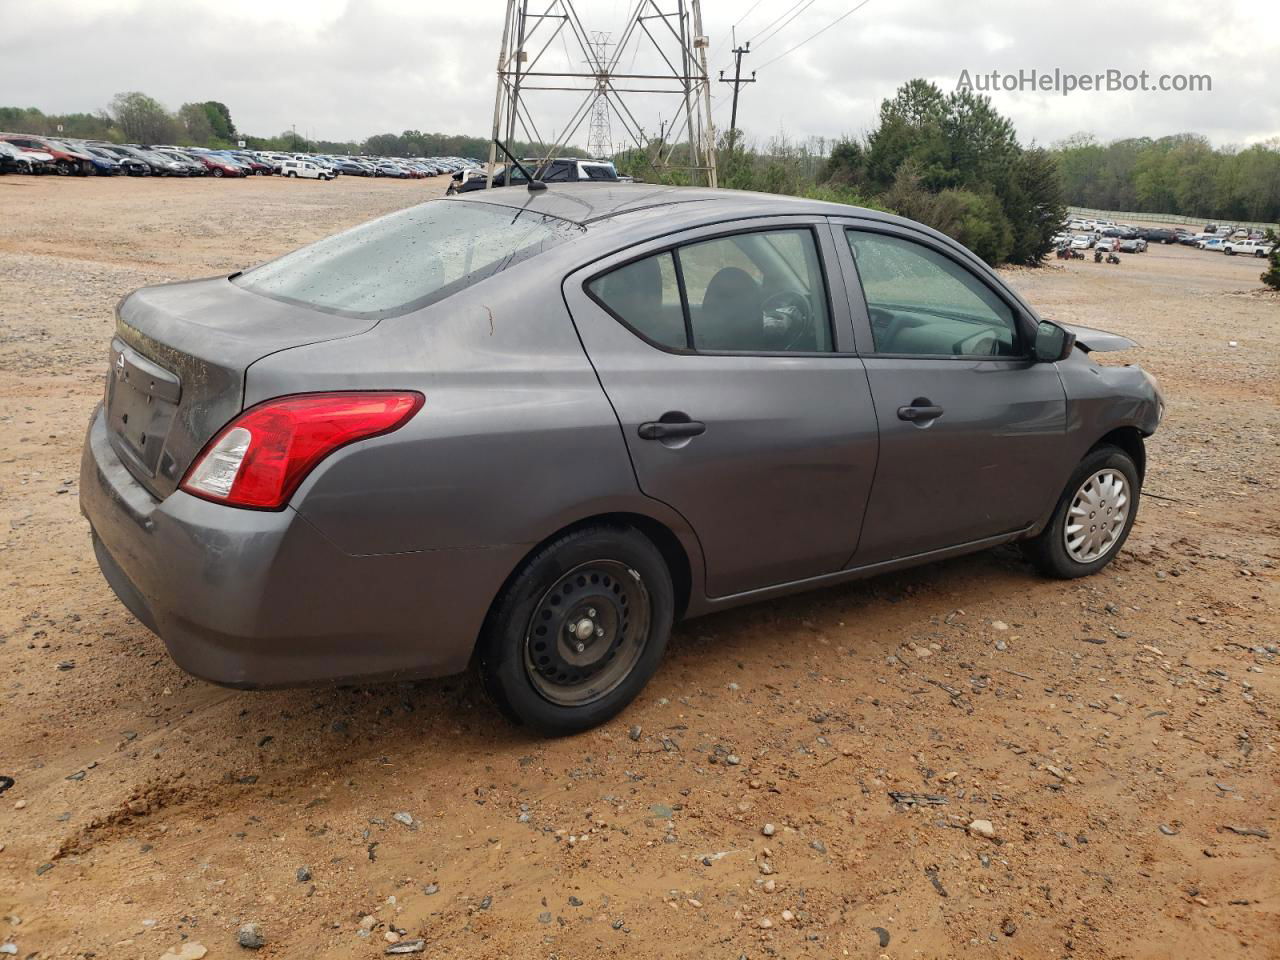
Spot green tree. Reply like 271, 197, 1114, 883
202, 101, 236, 140
178, 103, 215, 145
109, 91, 177, 144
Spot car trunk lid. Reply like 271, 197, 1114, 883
106, 276, 377, 499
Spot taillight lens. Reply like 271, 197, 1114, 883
181, 392, 423, 509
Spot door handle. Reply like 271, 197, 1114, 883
638, 418, 706, 440
897, 402, 944, 423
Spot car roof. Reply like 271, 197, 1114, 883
451, 182, 895, 229
448, 182, 995, 273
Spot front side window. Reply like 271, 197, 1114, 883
588, 227, 832, 354
846, 231, 1019, 357
234, 200, 583, 318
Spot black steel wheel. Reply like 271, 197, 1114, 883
478, 525, 673, 735
523, 560, 651, 707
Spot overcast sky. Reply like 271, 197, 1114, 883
2, 0, 1277, 151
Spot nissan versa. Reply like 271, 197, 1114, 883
80, 184, 1162, 734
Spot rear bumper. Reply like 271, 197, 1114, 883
79, 406, 521, 688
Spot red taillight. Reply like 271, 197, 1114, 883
180, 392, 423, 509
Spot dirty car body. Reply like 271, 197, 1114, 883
81, 184, 1162, 733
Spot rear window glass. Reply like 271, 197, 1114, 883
233, 200, 583, 318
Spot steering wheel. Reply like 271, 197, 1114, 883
760, 289, 814, 350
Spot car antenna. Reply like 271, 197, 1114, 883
493, 139, 546, 192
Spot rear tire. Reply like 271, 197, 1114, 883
1024, 445, 1140, 579
478, 525, 673, 736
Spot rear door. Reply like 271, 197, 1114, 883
830, 218, 1070, 564
563, 218, 878, 599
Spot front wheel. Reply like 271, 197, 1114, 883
1024, 445, 1140, 579
478, 526, 674, 736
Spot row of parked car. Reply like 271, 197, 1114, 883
1056, 216, 1274, 257
0, 131, 483, 181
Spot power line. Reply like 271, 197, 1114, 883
757, 0, 874, 71
753, 0, 821, 49
744, 0, 807, 46
733, 0, 769, 30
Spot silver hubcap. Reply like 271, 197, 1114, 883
1064, 469, 1129, 563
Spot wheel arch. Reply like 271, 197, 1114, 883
1089, 425, 1146, 482
475, 511, 697, 668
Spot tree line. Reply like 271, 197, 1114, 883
0, 94, 580, 161
1052, 132, 1280, 224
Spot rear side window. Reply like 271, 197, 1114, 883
586, 252, 685, 349
588, 227, 832, 353
234, 200, 583, 318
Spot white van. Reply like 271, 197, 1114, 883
281, 159, 332, 181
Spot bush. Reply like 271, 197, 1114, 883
1263, 229, 1280, 291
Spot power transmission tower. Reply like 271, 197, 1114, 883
487, 0, 717, 186
717, 42, 755, 150
586, 31, 613, 158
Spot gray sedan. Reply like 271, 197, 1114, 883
81, 185, 1162, 734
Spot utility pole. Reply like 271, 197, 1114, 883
718, 42, 755, 150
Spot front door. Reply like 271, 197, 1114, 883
832, 222, 1070, 564
563, 219, 878, 598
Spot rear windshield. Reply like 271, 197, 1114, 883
233, 200, 584, 318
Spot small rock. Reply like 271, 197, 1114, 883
612, 919, 625, 930
781, 909, 795, 922
762, 878, 776, 893
872, 926, 891, 948
628, 725, 642, 741
296, 866, 312, 883
392, 812, 414, 827
160, 944, 207, 960
687, 898, 702, 908
423, 883, 439, 896
810, 839, 827, 855
726, 755, 741, 766
568, 896, 583, 907
967, 819, 996, 839
538, 911, 553, 924
757, 917, 774, 929
1002, 918, 1017, 936
359, 915, 378, 931
237, 922, 265, 949
1159, 823, 1179, 836
384, 931, 400, 943
761, 823, 776, 837
991, 620, 1009, 631
386, 940, 426, 955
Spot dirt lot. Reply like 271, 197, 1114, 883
0, 174, 1276, 960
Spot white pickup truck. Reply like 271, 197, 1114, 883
1222, 238, 1275, 257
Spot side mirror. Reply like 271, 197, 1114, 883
1033, 320, 1076, 363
